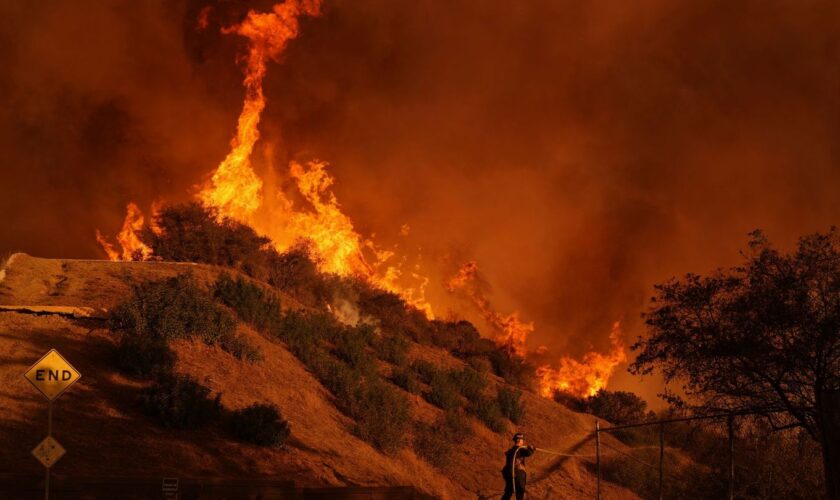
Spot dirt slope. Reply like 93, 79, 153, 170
0, 254, 637, 499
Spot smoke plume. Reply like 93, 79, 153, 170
2, 0, 839, 398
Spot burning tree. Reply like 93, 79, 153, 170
631, 229, 840, 498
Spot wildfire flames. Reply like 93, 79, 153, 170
536, 322, 627, 398
446, 261, 534, 357
96, 0, 625, 399
95, 202, 153, 262
447, 261, 627, 398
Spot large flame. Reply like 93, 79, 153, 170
198, 0, 322, 220
96, 1, 623, 398
99, 0, 432, 315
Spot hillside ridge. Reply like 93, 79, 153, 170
0, 254, 636, 499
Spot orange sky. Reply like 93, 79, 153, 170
1, 0, 839, 402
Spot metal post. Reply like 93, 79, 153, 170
728, 413, 735, 500
45, 400, 52, 500
659, 422, 664, 500
596, 420, 601, 500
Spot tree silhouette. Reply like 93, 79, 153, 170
632, 229, 840, 498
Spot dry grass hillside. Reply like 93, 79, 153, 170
0, 254, 637, 499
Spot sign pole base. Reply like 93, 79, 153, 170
45, 400, 52, 500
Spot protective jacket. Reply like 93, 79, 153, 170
501, 445, 535, 499
503, 445, 535, 473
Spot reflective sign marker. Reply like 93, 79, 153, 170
24, 349, 81, 401
32, 436, 65, 468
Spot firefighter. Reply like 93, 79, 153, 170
501, 432, 535, 500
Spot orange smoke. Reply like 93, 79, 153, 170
536, 322, 627, 398
447, 261, 626, 398
446, 261, 534, 356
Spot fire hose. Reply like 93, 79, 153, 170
509, 446, 597, 497
534, 447, 597, 457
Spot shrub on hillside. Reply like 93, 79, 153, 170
552, 391, 586, 412
110, 273, 261, 362
268, 241, 332, 307
413, 410, 473, 468
413, 423, 451, 468
356, 286, 430, 343
497, 387, 525, 424
426, 371, 462, 410
467, 356, 492, 374
309, 349, 363, 404
431, 320, 486, 354
411, 359, 438, 384
469, 395, 506, 433
449, 367, 487, 400
374, 332, 410, 366
486, 348, 536, 388
334, 327, 375, 372
142, 202, 274, 280
444, 409, 473, 440
108, 273, 236, 343
214, 273, 280, 332
114, 335, 175, 378
584, 390, 649, 426
227, 403, 291, 448
140, 374, 221, 429
553, 389, 653, 444
391, 366, 422, 394
218, 331, 263, 362
351, 382, 411, 454
274, 310, 341, 349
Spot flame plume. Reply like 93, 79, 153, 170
194, 1, 432, 314
98, 0, 433, 315
95, 202, 152, 261
447, 261, 626, 398
198, 0, 322, 220
285, 160, 372, 276
536, 322, 627, 398
97, 1, 622, 398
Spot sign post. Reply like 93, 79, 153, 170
24, 349, 81, 500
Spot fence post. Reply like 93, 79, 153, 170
728, 413, 735, 500
596, 420, 601, 500
659, 422, 664, 500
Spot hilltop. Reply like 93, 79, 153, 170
0, 253, 637, 499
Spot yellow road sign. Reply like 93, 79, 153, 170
24, 349, 81, 401
32, 436, 65, 468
